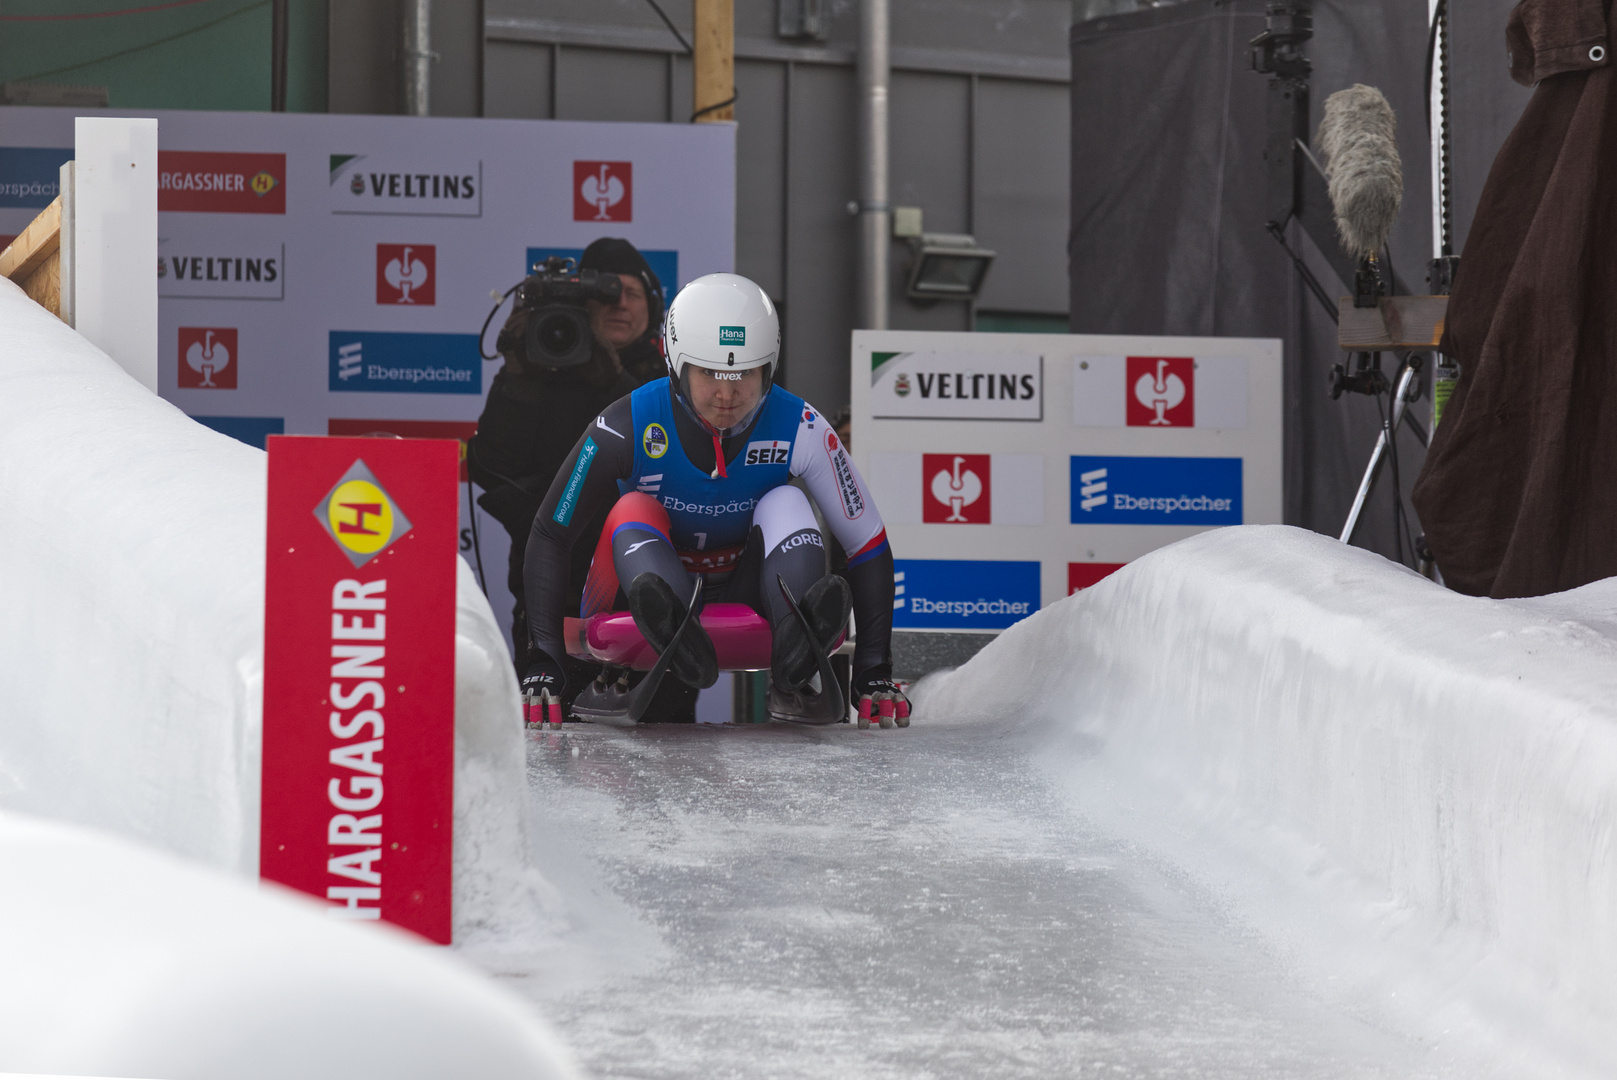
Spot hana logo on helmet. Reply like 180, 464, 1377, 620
718, 325, 746, 346
643, 422, 669, 459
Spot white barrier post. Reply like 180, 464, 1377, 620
72, 116, 157, 393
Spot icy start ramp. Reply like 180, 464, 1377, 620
0, 275, 548, 947
923, 525, 1617, 1073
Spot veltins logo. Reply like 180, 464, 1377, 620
643, 423, 669, 459
376, 244, 434, 304
574, 161, 632, 222
159, 239, 283, 300
871, 351, 1042, 421
329, 331, 481, 395
891, 558, 1040, 631
329, 154, 482, 217
178, 327, 237, 389
1127, 356, 1194, 427
1069, 456, 1242, 525
719, 325, 746, 346
159, 151, 285, 214
313, 459, 413, 569
923, 453, 989, 524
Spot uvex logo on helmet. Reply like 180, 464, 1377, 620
718, 326, 746, 346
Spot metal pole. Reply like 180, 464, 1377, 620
401, 0, 432, 117
856, 0, 889, 330
1339, 362, 1419, 544
270, 0, 289, 112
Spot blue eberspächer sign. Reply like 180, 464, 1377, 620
1069, 455, 1242, 525
328, 330, 481, 394
892, 558, 1040, 631
0, 147, 72, 209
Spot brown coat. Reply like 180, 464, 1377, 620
1412, 0, 1617, 597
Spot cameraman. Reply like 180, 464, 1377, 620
578, 237, 667, 383
467, 238, 664, 684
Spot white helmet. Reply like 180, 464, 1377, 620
662, 273, 780, 424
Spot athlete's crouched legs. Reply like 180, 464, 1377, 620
752, 486, 851, 691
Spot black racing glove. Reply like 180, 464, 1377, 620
855, 668, 910, 730
521, 653, 567, 729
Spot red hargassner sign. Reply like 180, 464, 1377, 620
262, 436, 458, 943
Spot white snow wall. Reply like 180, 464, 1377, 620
922, 525, 1617, 1045
0, 277, 549, 945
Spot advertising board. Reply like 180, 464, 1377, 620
262, 435, 459, 942
853, 331, 1283, 632
0, 109, 736, 655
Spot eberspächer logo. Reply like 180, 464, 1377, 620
313, 459, 413, 568
1069, 455, 1242, 524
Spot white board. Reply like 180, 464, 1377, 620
851, 330, 1283, 632
0, 108, 736, 656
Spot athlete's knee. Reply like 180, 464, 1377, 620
754, 485, 817, 551
604, 491, 672, 541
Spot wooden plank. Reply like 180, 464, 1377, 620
21, 248, 61, 317
0, 197, 62, 282
1338, 294, 1449, 350
693, 0, 734, 122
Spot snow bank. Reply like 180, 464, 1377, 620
0, 810, 580, 1080
919, 525, 1617, 1063
0, 275, 550, 945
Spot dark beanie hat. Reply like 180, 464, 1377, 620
580, 237, 663, 305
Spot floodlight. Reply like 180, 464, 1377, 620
905, 232, 995, 302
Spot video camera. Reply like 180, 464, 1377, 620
496, 256, 622, 369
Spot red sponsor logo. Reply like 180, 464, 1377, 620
573, 160, 632, 222
1068, 562, 1126, 594
375, 244, 435, 305
159, 151, 285, 214
262, 437, 459, 944
328, 418, 477, 480
178, 326, 237, 388
1127, 356, 1194, 427
923, 453, 990, 524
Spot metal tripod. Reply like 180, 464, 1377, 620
1338, 354, 1428, 545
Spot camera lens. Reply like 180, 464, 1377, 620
536, 312, 580, 357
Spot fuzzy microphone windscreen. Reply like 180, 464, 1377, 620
1317, 84, 1403, 261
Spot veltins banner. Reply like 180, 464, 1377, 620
262, 435, 459, 944
0, 108, 737, 662
853, 330, 1283, 632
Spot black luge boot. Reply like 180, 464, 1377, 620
772, 573, 852, 693
628, 572, 718, 690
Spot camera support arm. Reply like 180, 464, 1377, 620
1250, 1, 1362, 319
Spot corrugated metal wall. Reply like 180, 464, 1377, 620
330, 0, 1071, 415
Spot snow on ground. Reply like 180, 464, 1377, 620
8, 271, 1617, 1076
0, 275, 550, 948
503, 527, 1617, 1079
921, 526, 1617, 1076
0, 809, 581, 1080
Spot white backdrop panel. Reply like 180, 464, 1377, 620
852, 330, 1282, 631
0, 108, 736, 656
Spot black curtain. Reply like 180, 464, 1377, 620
1069, 0, 1434, 558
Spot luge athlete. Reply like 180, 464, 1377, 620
520, 272, 910, 726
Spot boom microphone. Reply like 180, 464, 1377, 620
1316, 84, 1403, 261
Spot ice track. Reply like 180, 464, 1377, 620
508, 722, 1446, 1080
